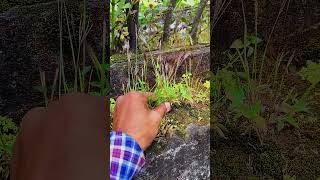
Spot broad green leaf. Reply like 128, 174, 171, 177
298, 60, 320, 85
293, 99, 307, 113
239, 102, 262, 120
285, 116, 299, 128
230, 39, 244, 49
247, 35, 262, 45
123, 3, 131, 9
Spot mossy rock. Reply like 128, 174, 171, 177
256, 150, 283, 178
285, 137, 320, 179
137, 123, 210, 179
158, 104, 210, 140
211, 124, 284, 178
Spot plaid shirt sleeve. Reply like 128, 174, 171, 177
110, 131, 145, 180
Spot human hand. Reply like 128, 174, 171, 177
10, 93, 108, 180
112, 92, 171, 150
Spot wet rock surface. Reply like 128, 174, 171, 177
136, 124, 210, 180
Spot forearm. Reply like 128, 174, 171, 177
110, 131, 145, 180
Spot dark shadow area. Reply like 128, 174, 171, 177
0, 0, 108, 179
211, 0, 320, 179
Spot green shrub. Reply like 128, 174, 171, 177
298, 60, 320, 98
213, 36, 317, 135
0, 116, 18, 180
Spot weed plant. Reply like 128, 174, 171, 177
36, 0, 109, 104
212, 0, 320, 142
110, 50, 210, 114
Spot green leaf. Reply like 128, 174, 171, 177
90, 81, 102, 88
123, 3, 131, 9
239, 102, 262, 120
230, 39, 244, 49
181, 17, 187, 23
298, 60, 320, 86
247, 35, 262, 45
293, 99, 307, 113
285, 116, 299, 128
101, 64, 110, 71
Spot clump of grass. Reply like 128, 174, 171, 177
119, 56, 210, 109
115, 31, 210, 112
152, 71, 210, 106
36, 0, 109, 103
298, 60, 320, 98
213, 0, 319, 142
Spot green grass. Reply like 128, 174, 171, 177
35, 0, 109, 104
212, 0, 320, 141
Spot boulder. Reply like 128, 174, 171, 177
136, 124, 210, 180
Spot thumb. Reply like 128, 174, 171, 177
152, 102, 171, 120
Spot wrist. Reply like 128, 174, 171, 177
110, 131, 145, 179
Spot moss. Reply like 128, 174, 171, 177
163, 105, 209, 133
211, 124, 284, 178
147, 104, 209, 155
111, 53, 145, 63
211, 118, 320, 179
286, 138, 320, 179
212, 147, 256, 178
256, 150, 283, 178
150, 105, 209, 152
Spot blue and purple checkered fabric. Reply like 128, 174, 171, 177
110, 131, 145, 180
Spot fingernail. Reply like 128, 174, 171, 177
164, 102, 171, 113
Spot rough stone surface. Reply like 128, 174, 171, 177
135, 124, 210, 180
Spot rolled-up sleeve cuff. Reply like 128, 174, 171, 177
110, 131, 145, 180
